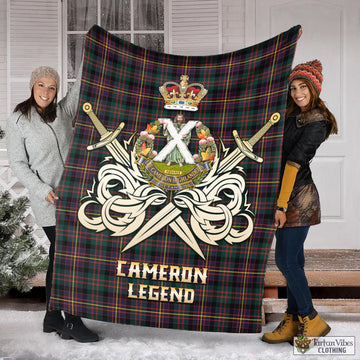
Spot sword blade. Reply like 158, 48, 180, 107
217, 148, 245, 173
121, 203, 182, 252
106, 140, 130, 166
169, 217, 205, 259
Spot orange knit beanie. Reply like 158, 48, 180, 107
288, 60, 323, 94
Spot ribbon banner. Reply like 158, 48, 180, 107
50, 25, 299, 333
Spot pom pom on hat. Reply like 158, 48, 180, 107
288, 59, 323, 94
29, 66, 60, 91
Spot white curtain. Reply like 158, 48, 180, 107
134, 0, 163, 30
101, 0, 130, 31
66, 0, 164, 79
67, 0, 96, 78
68, 0, 97, 31
134, 0, 164, 52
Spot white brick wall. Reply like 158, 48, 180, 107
0, 1, 7, 157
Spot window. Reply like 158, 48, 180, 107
64, 0, 165, 90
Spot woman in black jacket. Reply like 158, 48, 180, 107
262, 60, 338, 344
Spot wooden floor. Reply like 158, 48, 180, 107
263, 249, 360, 319
0, 288, 45, 311
264, 249, 360, 287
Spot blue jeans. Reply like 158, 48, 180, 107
275, 226, 315, 317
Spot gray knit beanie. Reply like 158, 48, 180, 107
29, 66, 60, 91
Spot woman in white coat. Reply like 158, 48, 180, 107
7, 65, 99, 343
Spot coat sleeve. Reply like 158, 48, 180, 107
287, 121, 328, 167
57, 59, 83, 125
6, 114, 52, 200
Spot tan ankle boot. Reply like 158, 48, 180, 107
298, 314, 331, 338
262, 313, 300, 344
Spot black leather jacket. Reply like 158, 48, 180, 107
280, 108, 330, 188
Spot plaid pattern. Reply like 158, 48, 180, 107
50, 25, 299, 333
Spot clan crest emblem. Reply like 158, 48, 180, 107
78, 75, 279, 259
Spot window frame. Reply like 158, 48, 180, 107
62, 0, 168, 91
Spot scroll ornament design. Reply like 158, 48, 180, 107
78, 141, 253, 250
78, 102, 278, 258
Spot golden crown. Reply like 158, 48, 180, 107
159, 75, 208, 112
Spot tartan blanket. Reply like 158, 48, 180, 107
50, 25, 299, 333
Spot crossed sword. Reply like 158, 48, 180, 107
83, 102, 280, 259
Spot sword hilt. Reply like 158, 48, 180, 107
232, 131, 264, 163
232, 112, 280, 164
83, 102, 107, 136
83, 102, 125, 151
247, 112, 280, 146
87, 123, 125, 151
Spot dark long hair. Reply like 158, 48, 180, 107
14, 89, 58, 123
285, 78, 338, 139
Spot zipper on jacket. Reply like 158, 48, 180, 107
45, 123, 65, 167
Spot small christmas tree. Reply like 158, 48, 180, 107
0, 127, 48, 296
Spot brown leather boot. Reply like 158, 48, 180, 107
262, 312, 300, 344
298, 313, 331, 338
